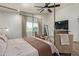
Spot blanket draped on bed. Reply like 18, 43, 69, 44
24, 37, 52, 56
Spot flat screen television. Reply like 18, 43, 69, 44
55, 20, 68, 30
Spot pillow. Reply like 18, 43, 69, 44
0, 33, 8, 56
0, 38, 7, 56
0, 33, 8, 42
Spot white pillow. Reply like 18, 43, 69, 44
0, 33, 8, 56
0, 33, 8, 42
0, 38, 7, 56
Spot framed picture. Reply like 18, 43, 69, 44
44, 25, 49, 36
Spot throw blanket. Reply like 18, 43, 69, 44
60, 34, 69, 45
24, 37, 52, 56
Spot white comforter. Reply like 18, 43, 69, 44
4, 37, 59, 56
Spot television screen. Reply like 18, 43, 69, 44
55, 20, 68, 30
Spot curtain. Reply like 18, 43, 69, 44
38, 19, 42, 36
26, 16, 33, 36
22, 15, 27, 37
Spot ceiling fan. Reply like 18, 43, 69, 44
35, 3, 60, 13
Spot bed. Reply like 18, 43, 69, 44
0, 33, 59, 56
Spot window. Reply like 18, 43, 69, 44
26, 17, 38, 36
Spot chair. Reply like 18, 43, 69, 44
54, 34, 73, 54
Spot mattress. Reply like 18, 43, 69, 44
4, 37, 59, 56
5, 38, 39, 56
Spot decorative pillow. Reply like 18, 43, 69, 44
0, 38, 7, 56
0, 33, 8, 42
0, 33, 8, 56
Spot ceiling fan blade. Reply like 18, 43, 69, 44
35, 6, 44, 8
48, 4, 60, 8
37, 8, 42, 10
48, 9, 52, 13
40, 9, 44, 13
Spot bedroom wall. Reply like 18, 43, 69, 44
40, 14, 49, 35
0, 11, 22, 39
46, 4, 79, 41
40, 14, 54, 43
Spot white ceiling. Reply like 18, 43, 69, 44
0, 3, 50, 14
0, 3, 75, 15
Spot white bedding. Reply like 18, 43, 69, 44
4, 37, 59, 56
5, 38, 39, 56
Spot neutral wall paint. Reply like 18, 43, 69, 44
40, 14, 53, 35
56, 4, 79, 41
46, 4, 79, 41
40, 14, 54, 44
0, 11, 22, 39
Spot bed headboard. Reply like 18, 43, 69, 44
0, 28, 9, 34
